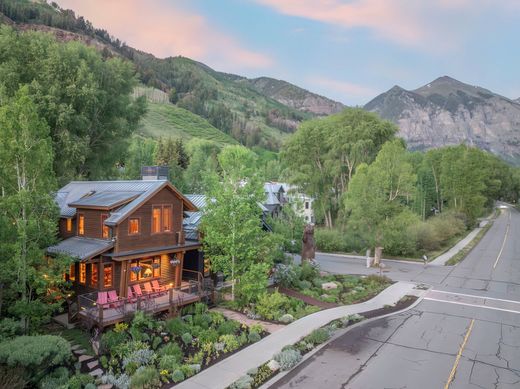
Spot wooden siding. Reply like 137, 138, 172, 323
116, 187, 183, 253
75, 208, 112, 240
159, 254, 176, 286
59, 217, 76, 239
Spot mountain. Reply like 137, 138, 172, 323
246, 77, 345, 115
365, 76, 520, 164
0, 0, 344, 150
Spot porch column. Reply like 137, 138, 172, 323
119, 260, 130, 297
175, 251, 185, 288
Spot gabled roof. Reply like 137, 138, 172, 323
55, 180, 197, 225
47, 237, 114, 261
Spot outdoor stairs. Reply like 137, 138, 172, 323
69, 341, 112, 388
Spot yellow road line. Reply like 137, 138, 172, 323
493, 210, 510, 269
444, 319, 475, 389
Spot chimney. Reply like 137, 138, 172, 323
141, 166, 169, 180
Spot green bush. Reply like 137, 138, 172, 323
179, 363, 198, 378
0, 335, 72, 384
101, 330, 129, 355
194, 303, 209, 316
181, 332, 193, 345
305, 328, 330, 345
255, 291, 290, 321
315, 228, 364, 253
151, 336, 162, 350
219, 334, 240, 352
84, 384, 96, 389
381, 210, 419, 256
39, 366, 69, 389
66, 373, 94, 389
209, 312, 225, 326
230, 374, 253, 389
273, 349, 302, 371
130, 366, 161, 389
112, 340, 149, 360
217, 320, 240, 336
298, 280, 312, 290
278, 314, 294, 324
248, 324, 263, 334
157, 343, 183, 362
247, 332, 261, 343
235, 262, 271, 308
0, 318, 21, 341
251, 364, 273, 387
197, 328, 219, 344
158, 354, 180, 372
132, 311, 154, 331
171, 369, 185, 383
165, 318, 189, 337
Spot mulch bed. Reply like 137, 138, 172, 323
277, 286, 339, 309
360, 295, 418, 319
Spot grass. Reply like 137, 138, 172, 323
445, 222, 493, 266
137, 101, 237, 147
47, 327, 94, 354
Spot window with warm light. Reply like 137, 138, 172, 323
69, 263, 76, 281
66, 218, 72, 233
129, 257, 161, 282
129, 218, 140, 235
78, 213, 85, 235
101, 214, 109, 239
162, 205, 172, 232
90, 263, 98, 287
103, 264, 113, 287
152, 206, 161, 233
79, 263, 86, 284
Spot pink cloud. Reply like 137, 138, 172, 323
308, 76, 377, 103
56, 0, 273, 71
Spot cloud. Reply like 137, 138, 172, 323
56, 0, 273, 72
308, 76, 377, 103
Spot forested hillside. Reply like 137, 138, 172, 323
0, 0, 344, 150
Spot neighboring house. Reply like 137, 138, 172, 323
47, 167, 206, 327
264, 181, 315, 224
263, 182, 286, 218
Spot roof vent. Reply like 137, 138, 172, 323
141, 166, 169, 181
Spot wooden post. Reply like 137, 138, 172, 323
98, 304, 103, 324
175, 252, 185, 288
119, 260, 130, 297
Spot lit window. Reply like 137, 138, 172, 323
130, 261, 138, 282
162, 205, 172, 232
140, 259, 153, 279
66, 218, 72, 233
90, 263, 98, 287
103, 264, 113, 287
101, 214, 109, 239
153, 257, 161, 278
69, 263, 76, 281
129, 218, 140, 235
79, 263, 86, 284
152, 207, 161, 233
78, 214, 85, 235
129, 257, 161, 281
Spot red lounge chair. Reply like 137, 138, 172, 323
108, 290, 123, 308
143, 282, 159, 296
132, 284, 145, 298
127, 287, 137, 303
96, 291, 108, 308
151, 280, 166, 294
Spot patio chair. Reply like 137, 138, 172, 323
127, 287, 137, 303
96, 291, 108, 308
107, 290, 123, 308
143, 282, 160, 296
151, 280, 167, 294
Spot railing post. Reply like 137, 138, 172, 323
98, 304, 103, 324
137, 296, 141, 311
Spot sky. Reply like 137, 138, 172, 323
56, 0, 520, 106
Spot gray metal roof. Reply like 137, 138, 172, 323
185, 194, 207, 209
68, 191, 138, 208
47, 237, 114, 261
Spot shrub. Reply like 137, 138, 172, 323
113, 340, 149, 360
305, 328, 330, 345
381, 210, 420, 256
315, 228, 349, 252
157, 342, 183, 361
39, 366, 69, 389
181, 332, 193, 345
0, 318, 21, 341
219, 334, 240, 353
101, 373, 131, 389
197, 328, 219, 344
66, 373, 94, 389
217, 320, 240, 336
151, 336, 162, 350
84, 383, 97, 389
273, 349, 302, 371
248, 324, 263, 334
298, 280, 312, 290
273, 263, 300, 288
278, 314, 294, 324
130, 366, 161, 389
165, 318, 189, 337
159, 354, 180, 371
132, 311, 154, 331
171, 369, 185, 383
247, 331, 261, 343
114, 322, 129, 333
230, 375, 253, 389
194, 302, 209, 315
235, 262, 271, 308
179, 363, 198, 378
0, 335, 72, 384
101, 330, 129, 355
251, 364, 273, 387
209, 312, 225, 326
122, 349, 156, 370
255, 291, 289, 321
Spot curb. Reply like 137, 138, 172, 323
258, 287, 428, 389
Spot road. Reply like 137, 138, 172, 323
272, 207, 520, 389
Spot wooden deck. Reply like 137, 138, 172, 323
77, 284, 204, 328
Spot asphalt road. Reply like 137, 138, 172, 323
272, 207, 520, 389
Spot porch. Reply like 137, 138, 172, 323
76, 277, 208, 328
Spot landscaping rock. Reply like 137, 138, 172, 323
267, 359, 280, 372
97, 385, 113, 389
70, 344, 80, 351
279, 314, 294, 324
74, 349, 87, 355
78, 354, 94, 363
92, 340, 100, 355
321, 282, 338, 290
87, 360, 99, 370
89, 368, 103, 377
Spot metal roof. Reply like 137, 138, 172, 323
185, 194, 207, 209
68, 191, 138, 208
47, 237, 114, 261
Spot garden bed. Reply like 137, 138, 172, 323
96, 302, 268, 388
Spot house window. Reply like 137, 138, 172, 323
69, 263, 76, 281
101, 214, 109, 239
103, 264, 113, 288
66, 218, 72, 233
90, 263, 98, 287
129, 218, 140, 235
78, 214, 85, 236
162, 205, 172, 232
79, 263, 86, 284
305, 201, 309, 210
129, 257, 161, 282
152, 206, 161, 233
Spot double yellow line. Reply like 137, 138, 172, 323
444, 319, 475, 389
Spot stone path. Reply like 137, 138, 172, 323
177, 281, 422, 389
68, 340, 111, 388
211, 307, 285, 333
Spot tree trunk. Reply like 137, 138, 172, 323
374, 246, 383, 266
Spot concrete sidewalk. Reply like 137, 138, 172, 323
428, 227, 482, 265
174, 281, 420, 389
